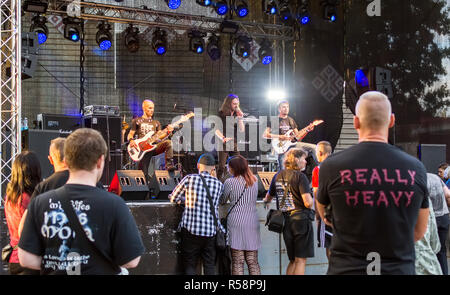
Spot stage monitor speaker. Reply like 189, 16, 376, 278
256, 171, 276, 199
148, 170, 183, 200
418, 144, 446, 173
83, 115, 121, 152
37, 113, 82, 131
101, 152, 122, 186
109, 170, 149, 201
22, 129, 70, 179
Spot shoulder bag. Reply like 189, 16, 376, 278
2, 244, 18, 262
55, 187, 127, 275
265, 174, 289, 233
199, 175, 226, 251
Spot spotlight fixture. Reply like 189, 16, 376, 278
206, 34, 221, 61
30, 15, 48, 44
23, 0, 48, 13
214, 0, 229, 16
165, 0, 181, 9
263, 0, 278, 15
235, 35, 251, 59
152, 28, 168, 55
258, 39, 273, 65
124, 25, 140, 53
196, 0, 211, 6
189, 31, 206, 54
63, 17, 82, 42
96, 21, 112, 51
323, 0, 337, 22
278, 1, 293, 24
296, 1, 310, 25
234, 0, 249, 18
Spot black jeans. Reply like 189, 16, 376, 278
181, 228, 216, 275
436, 213, 449, 275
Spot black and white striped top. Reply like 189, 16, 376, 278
221, 176, 261, 250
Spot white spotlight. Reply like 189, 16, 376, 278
266, 89, 286, 100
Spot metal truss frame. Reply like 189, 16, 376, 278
0, 0, 21, 201
48, 0, 295, 41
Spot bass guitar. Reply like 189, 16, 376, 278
271, 119, 324, 155
128, 112, 194, 162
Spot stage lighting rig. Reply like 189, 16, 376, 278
214, 0, 229, 16
206, 34, 221, 61
124, 25, 140, 53
278, 0, 293, 24
63, 17, 82, 42
23, 0, 48, 13
323, 0, 338, 22
152, 29, 168, 55
258, 39, 273, 65
165, 0, 182, 10
96, 21, 112, 51
189, 31, 206, 54
235, 35, 251, 59
196, 0, 212, 6
297, 1, 310, 25
263, 0, 278, 15
234, 0, 249, 18
30, 15, 48, 44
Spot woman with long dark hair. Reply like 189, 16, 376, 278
4, 151, 41, 275
220, 155, 261, 275
263, 148, 314, 275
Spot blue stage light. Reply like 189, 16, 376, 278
37, 32, 47, 44
166, 0, 181, 9
99, 40, 112, 50
215, 1, 228, 15
355, 69, 369, 87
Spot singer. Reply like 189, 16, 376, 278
215, 94, 245, 181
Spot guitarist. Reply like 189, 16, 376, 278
263, 100, 300, 170
127, 99, 175, 176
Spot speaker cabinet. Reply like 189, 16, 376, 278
83, 115, 122, 152
148, 170, 183, 200
37, 114, 82, 131
256, 171, 276, 199
101, 152, 122, 186
108, 170, 149, 201
22, 129, 70, 179
418, 144, 446, 173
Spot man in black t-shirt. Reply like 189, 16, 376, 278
263, 100, 299, 170
19, 128, 145, 275
215, 94, 245, 181
128, 99, 175, 177
316, 91, 429, 275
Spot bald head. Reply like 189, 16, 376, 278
355, 91, 392, 131
142, 99, 155, 118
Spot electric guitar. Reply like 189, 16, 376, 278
271, 120, 324, 155
127, 112, 194, 162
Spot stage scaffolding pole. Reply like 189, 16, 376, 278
0, 0, 22, 202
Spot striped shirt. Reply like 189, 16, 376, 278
169, 171, 224, 237
221, 176, 261, 250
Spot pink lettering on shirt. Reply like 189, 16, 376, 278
340, 170, 353, 185
395, 169, 408, 185
408, 170, 416, 185
362, 191, 375, 207
345, 191, 359, 207
390, 191, 403, 207
377, 191, 389, 207
355, 169, 368, 185
405, 191, 414, 207
383, 169, 395, 185
370, 169, 382, 185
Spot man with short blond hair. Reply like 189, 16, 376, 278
19, 128, 145, 274
316, 91, 429, 275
